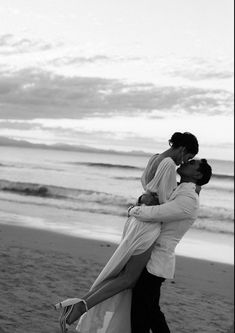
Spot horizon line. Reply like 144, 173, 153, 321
0, 136, 233, 163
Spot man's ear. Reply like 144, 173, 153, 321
179, 146, 186, 154
182, 146, 187, 154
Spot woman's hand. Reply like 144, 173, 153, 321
137, 193, 159, 206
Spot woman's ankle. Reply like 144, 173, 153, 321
67, 301, 86, 325
81, 299, 88, 314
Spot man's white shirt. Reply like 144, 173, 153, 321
129, 182, 199, 279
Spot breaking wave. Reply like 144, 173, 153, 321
0, 179, 233, 235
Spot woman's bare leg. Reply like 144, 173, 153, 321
66, 244, 154, 325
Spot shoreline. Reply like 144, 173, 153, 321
0, 201, 233, 265
0, 223, 234, 333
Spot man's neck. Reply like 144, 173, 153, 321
179, 178, 200, 195
179, 177, 195, 184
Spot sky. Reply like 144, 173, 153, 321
0, 0, 234, 160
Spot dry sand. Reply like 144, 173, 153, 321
0, 224, 233, 333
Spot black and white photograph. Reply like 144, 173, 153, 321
0, 0, 234, 332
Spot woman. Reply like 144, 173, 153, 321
55, 132, 199, 333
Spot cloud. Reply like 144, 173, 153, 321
51, 55, 111, 66
0, 34, 55, 55
50, 55, 143, 67
168, 57, 234, 81
0, 67, 233, 120
170, 68, 234, 81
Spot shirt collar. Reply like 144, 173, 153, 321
178, 182, 196, 190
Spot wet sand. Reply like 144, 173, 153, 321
0, 224, 233, 333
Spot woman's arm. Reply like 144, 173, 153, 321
141, 154, 160, 189
145, 157, 177, 203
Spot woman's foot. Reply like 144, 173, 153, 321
66, 301, 87, 325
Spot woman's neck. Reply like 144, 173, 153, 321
161, 148, 178, 164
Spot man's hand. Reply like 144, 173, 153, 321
127, 204, 135, 217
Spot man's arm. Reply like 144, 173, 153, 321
129, 194, 198, 223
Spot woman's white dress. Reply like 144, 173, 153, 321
76, 156, 177, 333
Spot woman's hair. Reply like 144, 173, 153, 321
169, 132, 199, 155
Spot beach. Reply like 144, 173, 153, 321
0, 145, 234, 332
0, 0, 234, 331
0, 223, 233, 333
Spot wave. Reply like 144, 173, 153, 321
205, 184, 234, 193
68, 161, 142, 171
0, 160, 142, 172
212, 173, 234, 181
198, 205, 234, 223
68, 162, 234, 180
1, 194, 233, 236
0, 162, 63, 172
114, 176, 140, 181
1, 160, 233, 182
0, 179, 131, 206
0, 179, 233, 236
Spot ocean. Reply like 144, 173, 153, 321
0, 145, 234, 263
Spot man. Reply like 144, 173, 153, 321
129, 158, 212, 333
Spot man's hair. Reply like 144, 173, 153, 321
197, 159, 212, 186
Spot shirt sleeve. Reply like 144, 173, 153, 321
145, 157, 177, 203
129, 193, 198, 223
141, 154, 159, 190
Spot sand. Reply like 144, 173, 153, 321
0, 224, 233, 333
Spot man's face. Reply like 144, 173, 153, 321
177, 159, 202, 179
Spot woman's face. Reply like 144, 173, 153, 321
175, 147, 195, 165
182, 152, 195, 164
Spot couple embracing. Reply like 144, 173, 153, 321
55, 131, 212, 333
